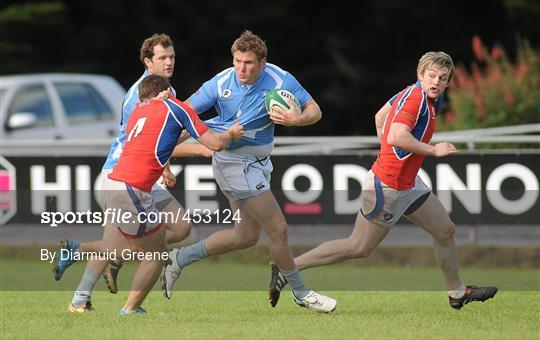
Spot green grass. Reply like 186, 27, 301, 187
1, 258, 539, 291
1, 258, 539, 339
1, 290, 538, 339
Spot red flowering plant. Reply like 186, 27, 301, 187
440, 36, 539, 131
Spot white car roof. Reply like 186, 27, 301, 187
0, 73, 120, 88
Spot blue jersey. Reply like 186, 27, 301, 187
103, 71, 176, 169
188, 63, 312, 150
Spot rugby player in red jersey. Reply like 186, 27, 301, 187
53, 75, 243, 315
269, 52, 497, 310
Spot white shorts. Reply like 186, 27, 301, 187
96, 169, 173, 211
212, 150, 272, 204
360, 170, 431, 227
99, 174, 162, 238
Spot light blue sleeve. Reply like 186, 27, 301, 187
187, 77, 218, 114
120, 84, 140, 126
282, 73, 313, 108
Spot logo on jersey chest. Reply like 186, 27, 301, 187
222, 89, 232, 99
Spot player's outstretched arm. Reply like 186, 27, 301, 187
387, 122, 458, 157
198, 122, 244, 151
172, 143, 214, 158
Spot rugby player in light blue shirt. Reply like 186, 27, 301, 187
161, 30, 337, 313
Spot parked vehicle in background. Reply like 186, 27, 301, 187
0, 74, 126, 140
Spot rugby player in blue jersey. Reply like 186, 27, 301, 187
161, 31, 336, 313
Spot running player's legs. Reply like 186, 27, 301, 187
405, 192, 497, 308
247, 189, 337, 310
159, 197, 191, 245
161, 163, 264, 294
123, 226, 167, 311
70, 171, 130, 307
241, 191, 294, 269
82, 223, 125, 281
293, 170, 394, 270
78, 231, 132, 254
203, 200, 262, 256
53, 232, 132, 285
405, 193, 462, 291
69, 222, 130, 309
164, 151, 337, 309
200, 150, 268, 256
294, 212, 390, 271
160, 200, 261, 300
99, 188, 190, 295
99, 169, 190, 245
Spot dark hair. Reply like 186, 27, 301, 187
139, 75, 170, 100
139, 33, 174, 65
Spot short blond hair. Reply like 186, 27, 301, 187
417, 51, 455, 82
231, 30, 267, 61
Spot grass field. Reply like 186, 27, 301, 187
1, 257, 539, 339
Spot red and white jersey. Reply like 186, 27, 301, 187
372, 83, 437, 190
109, 97, 209, 192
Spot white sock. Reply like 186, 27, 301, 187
448, 284, 466, 299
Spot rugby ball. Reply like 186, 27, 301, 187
265, 89, 301, 114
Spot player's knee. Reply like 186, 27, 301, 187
178, 222, 192, 238
346, 238, 372, 259
165, 221, 191, 242
435, 221, 456, 241
157, 242, 169, 253
351, 245, 373, 259
267, 223, 289, 243
236, 234, 259, 248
